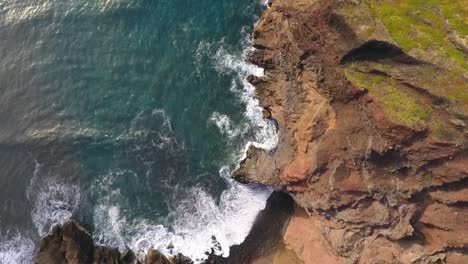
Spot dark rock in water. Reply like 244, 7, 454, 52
34, 218, 196, 264
204, 191, 294, 264
246, 74, 264, 85
146, 249, 192, 264
261, 108, 271, 119
36, 219, 95, 264
35, 219, 160, 264
122, 248, 139, 264
146, 249, 171, 264
94, 245, 124, 263
173, 253, 194, 264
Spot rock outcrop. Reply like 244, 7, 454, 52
235, 0, 468, 263
35, 219, 133, 264
35, 219, 191, 264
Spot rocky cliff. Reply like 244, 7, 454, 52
235, 0, 468, 263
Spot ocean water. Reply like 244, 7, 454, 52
0, 0, 277, 263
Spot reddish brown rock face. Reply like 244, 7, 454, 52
234, 0, 468, 263
281, 155, 315, 183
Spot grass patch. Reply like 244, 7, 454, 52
365, 0, 467, 69
345, 67, 432, 128
430, 120, 452, 141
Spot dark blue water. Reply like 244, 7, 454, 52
0, 0, 277, 262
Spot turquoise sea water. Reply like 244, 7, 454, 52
0, 0, 277, 262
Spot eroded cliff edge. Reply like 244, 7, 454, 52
235, 0, 468, 263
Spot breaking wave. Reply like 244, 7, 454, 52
27, 161, 82, 237
211, 31, 278, 151
91, 167, 272, 262
0, 235, 35, 264
0, 2, 276, 264
90, 26, 278, 263
209, 112, 245, 140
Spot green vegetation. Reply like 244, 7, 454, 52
365, 63, 467, 105
417, 172, 433, 188
420, 68, 468, 104
430, 119, 454, 141
345, 67, 432, 128
365, 0, 467, 69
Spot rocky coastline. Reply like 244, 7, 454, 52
235, 0, 468, 263
34, 0, 467, 263
34, 192, 294, 264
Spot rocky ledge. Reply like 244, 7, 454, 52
234, 0, 467, 263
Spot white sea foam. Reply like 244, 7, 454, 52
5, 3, 275, 263
0, 235, 35, 264
212, 34, 278, 151
91, 167, 272, 262
27, 161, 82, 237
209, 112, 245, 139
1, 160, 81, 264
31, 183, 81, 237
90, 24, 278, 263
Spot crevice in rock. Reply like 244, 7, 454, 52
367, 69, 390, 77
430, 177, 468, 193
366, 148, 407, 170
415, 148, 468, 177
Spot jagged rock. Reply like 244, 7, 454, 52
172, 253, 193, 264
418, 203, 468, 252
334, 200, 390, 227
146, 249, 171, 264
35, 219, 142, 264
237, 0, 468, 263
35, 219, 94, 264
446, 252, 468, 264
94, 246, 123, 264
429, 187, 468, 205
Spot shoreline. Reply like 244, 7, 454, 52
34, 3, 288, 262
34, 191, 294, 264
33, 0, 468, 263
